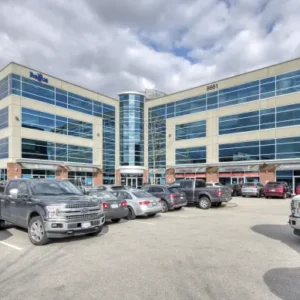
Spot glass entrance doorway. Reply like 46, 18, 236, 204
121, 174, 143, 188
231, 177, 244, 185
126, 177, 137, 188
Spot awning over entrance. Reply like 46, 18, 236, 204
67, 166, 99, 173
218, 165, 260, 172
175, 167, 206, 173
21, 163, 57, 171
276, 164, 300, 171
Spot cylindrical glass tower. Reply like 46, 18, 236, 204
118, 92, 145, 187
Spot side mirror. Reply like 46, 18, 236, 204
9, 189, 18, 200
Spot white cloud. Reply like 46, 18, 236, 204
0, 0, 300, 98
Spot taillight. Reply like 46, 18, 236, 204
216, 189, 222, 197
139, 200, 150, 205
121, 201, 127, 207
102, 203, 109, 209
230, 189, 233, 193
170, 193, 179, 199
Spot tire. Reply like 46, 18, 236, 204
242, 195, 245, 197
198, 197, 211, 210
160, 200, 169, 213
265, 196, 269, 199
125, 207, 136, 220
87, 226, 103, 236
282, 193, 287, 199
174, 207, 183, 210
148, 213, 156, 217
111, 218, 121, 223
0, 220, 5, 230
28, 216, 49, 246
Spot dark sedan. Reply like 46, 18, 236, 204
226, 184, 242, 196
89, 190, 129, 223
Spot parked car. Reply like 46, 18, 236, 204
101, 185, 131, 191
0, 179, 105, 245
113, 189, 162, 219
141, 185, 187, 213
226, 184, 242, 196
264, 182, 291, 199
89, 189, 128, 223
296, 184, 300, 195
174, 179, 232, 209
242, 182, 264, 197
289, 195, 300, 236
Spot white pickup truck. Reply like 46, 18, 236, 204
289, 195, 300, 236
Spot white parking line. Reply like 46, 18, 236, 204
0, 241, 23, 251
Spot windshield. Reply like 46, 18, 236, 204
266, 182, 282, 188
30, 181, 82, 196
132, 191, 153, 198
168, 187, 180, 194
89, 191, 118, 200
243, 183, 256, 187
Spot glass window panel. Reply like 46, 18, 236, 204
175, 146, 206, 164
0, 137, 8, 159
93, 101, 103, 117
0, 107, 8, 130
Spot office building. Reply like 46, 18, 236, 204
1, 58, 300, 191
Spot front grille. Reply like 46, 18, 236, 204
65, 203, 95, 209
291, 200, 297, 214
66, 213, 100, 220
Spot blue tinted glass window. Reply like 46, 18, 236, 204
260, 81, 275, 99
276, 136, 300, 159
0, 137, 8, 159
176, 120, 206, 140
207, 91, 218, 110
56, 116, 68, 135
22, 108, 55, 132
93, 101, 103, 117
219, 111, 259, 135
56, 88, 67, 108
68, 93, 93, 114
276, 103, 300, 128
22, 78, 55, 105
166, 103, 175, 118
260, 108, 275, 129
22, 138, 55, 160
11, 75, 21, 96
276, 70, 300, 96
0, 107, 8, 130
0, 76, 9, 100
176, 146, 206, 164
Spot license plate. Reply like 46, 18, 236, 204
111, 204, 118, 209
180, 197, 184, 199
82, 222, 91, 229
152, 202, 157, 206
270, 189, 275, 192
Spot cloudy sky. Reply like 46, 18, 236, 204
1, 0, 300, 98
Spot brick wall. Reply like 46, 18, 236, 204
7, 163, 22, 180
206, 172, 218, 183
259, 166, 276, 185
93, 170, 103, 186
165, 168, 175, 184
143, 170, 148, 184
115, 169, 121, 185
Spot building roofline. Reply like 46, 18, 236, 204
0, 61, 118, 102
149, 56, 300, 101
118, 91, 145, 96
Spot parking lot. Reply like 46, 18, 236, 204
0, 197, 299, 300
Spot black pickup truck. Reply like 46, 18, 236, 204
0, 179, 105, 245
174, 179, 232, 209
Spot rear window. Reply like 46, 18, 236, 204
111, 186, 127, 190
266, 182, 282, 188
206, 183, 213, 187
90, 191, 118, 200
168, 187, 180, 194
132, 191, 153, 198
243, 183, 256, 187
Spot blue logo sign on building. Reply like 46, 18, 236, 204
29, 71, 48, 83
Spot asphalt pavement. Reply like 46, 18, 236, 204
0, 197, 299, 300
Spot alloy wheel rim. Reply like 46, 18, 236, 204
200, 199, 208, 208
162, 202, 167, 212
30, 220, 44, 242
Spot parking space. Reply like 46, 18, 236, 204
1, 197, 300, 300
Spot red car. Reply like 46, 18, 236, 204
296, 185, 300, 195
264, 182, 290, 199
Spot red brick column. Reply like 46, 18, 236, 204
259, 165, 276, 185
143, 170, 148, 184
7, 163, 22, 180
206, 167, 218, 183
93, 170, 103, 186
115, 169, 121, 185
166, 168, 175, 184
56, 166, 68, 179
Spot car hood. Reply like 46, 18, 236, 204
31, 195, 99, 206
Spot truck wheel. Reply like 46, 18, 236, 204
0, 220, 5, 230
125, 207, 136, 220
28, 216, 49, 246
198, 197, 211, 209
282, 193, 287, 199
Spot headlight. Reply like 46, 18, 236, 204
46, 206, 63, 218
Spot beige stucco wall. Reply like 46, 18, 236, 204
145, 58, 300, 168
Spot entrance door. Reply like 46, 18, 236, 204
294, 177, 300, 193
126, 177, 137, 189
231, 177, 244, 185
33, 175, 46, 179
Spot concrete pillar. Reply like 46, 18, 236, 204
93, 170, 103, 186
7, 162, 22, 179
56, 166, 68, 180
166, 168, 175, 184
259, 165, 276, 185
